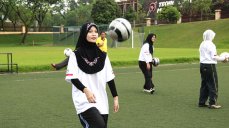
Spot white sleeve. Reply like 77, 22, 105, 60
142, 44, 152, 63
213, 55, 226, 62
65, 53, 79, 83
209, 44, 225, 61
105, 56, 115, 82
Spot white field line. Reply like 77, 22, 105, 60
116, 64, 229, 75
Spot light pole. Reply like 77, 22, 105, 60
189, 0, 192, 22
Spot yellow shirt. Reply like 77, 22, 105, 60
96, 37, 107, 52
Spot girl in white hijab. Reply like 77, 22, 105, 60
198, 29, 228, 109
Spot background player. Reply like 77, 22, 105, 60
198, 29, 228, 109
138, 33, 157, 94
96, 31, 108, 53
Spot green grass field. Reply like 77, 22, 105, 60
0, 19, 229, 128
1, 63, 229, 128
0, 46, 228, 72
0, 19, 228, 48
0, 19, 229, 72
144, 19, 229, 48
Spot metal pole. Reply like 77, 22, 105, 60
7, 53, 9, 72
132, 30, 134, 48
10, 53, 13, 73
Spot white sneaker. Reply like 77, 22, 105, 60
151, 88, 155, 91
209, 104, 222, 109
143, 89, 152, 93
143, 88, 155, 93
150, 88, 155, 94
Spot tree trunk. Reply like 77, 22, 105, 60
21, 27, 28, 44
189, 13, 192, 22
38, 22, 42, 32
200, 11, 203, 21
0, 20, 4, 31
13, 23, 16, 31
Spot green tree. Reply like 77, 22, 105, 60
0, 1, 12, 31
212, 0, 224, 10
91, 0, 121, 24
63, 0, 93, 26
42, 12, 54, 27
157, 6, 181, 24
51, 0, 67, 20
75, 2, 93, 25
173, 0, 184, 12
10, 0, 38, 44
125, 6, 137, 22
65, 10, 77, 26
138, 0, 145, 5
7, 6, 19, 31
50, 13, 66, 26
135, 2, 146, 24
34, 0, 59, 31
180, 0, 196, 22
192, 0, 212, 21
67, 0, 78, 11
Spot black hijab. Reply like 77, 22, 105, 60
74, 22, 106, 74
143, 33, 156, 54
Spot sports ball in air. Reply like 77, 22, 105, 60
220, 52, 229, 62
152, 57, 160, 67
64, 48, 73, 57
108, 18, 132, 42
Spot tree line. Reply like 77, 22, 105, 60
0, 0, 228, 44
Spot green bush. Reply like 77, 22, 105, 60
157, 6, 181, 23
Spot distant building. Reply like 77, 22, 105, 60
115, 0, 138, 16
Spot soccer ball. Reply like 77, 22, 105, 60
108, 18, 132, 42
220, 52, 229, 62
64, 48, 73, 57
152, 57, 160, 67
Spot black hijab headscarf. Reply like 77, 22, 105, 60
74, 22, 106, 74
143, 33, 156, 54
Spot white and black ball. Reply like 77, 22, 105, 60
220, 52, 229, 62
152, 57, 160, 67
108, 18, 132, 42
64, 48, 73, 57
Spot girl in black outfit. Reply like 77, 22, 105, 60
138, 33, 157, 94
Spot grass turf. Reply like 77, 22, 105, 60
1, 46, 228, 72
0, 19, 229, 72
143, 18, 229, 48
0, 19, 229, 49
0, 63, 229, 128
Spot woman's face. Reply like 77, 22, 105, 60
151, 35, 156, 43
87, 26, 98, 43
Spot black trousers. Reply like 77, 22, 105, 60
138, 61, 154, 90
199, 63, 218, 105
78, 107, 108, 128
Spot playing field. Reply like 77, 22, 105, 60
0, 63, 229, 128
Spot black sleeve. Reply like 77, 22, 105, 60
107, 79, 118, 97
71, 79, 86, 92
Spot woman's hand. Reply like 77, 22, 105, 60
223, 57, 229, 63
113, 96, 119, 113
97, 41, 104, 47
83, 88, 96, 103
